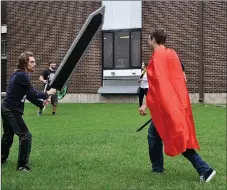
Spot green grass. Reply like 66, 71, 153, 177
1, 104, 226, 190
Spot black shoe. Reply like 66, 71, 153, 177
200, 168, 216, 182
52, 112, 56, 115
37, 109, 43, 116
1, 159, 7, 165
152, 168, 165, 173
16, 165, 31, 172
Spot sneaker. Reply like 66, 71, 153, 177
1, 159, 7, 165
16, 165, 31, 172
200, 168, 216, 182
37, 109, 42, 116
152, 168, 165, 174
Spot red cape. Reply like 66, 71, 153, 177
146, 46, 200, 156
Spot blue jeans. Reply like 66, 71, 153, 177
148, 121, 211, 175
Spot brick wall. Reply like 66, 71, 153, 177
142, 1, 227, 93
6, 2, 227, 95
7, 1, 102, 93
203, 2, 227, 93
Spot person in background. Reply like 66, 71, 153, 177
138, 62, 149, 107
38, 62, 58, 115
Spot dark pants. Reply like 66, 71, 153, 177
1, 106, 32, 167
148, 121, 210, 175
139, 87, 148, 107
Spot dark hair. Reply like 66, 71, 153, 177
150, 29, 167, 45
48, 61, 56, 65
16, 51, 34, 71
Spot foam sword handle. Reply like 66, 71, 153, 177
136, 119, 152, 132
42, 83, 49, 111
42, 96, 51, 111
43, 83, 48, 92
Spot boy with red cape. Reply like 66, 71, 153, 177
139, 29, 216, 182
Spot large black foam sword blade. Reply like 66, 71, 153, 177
49, 6, 105, 90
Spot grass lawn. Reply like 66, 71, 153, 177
1, 103, 226, 190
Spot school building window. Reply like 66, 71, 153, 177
1, 37, 7, 92
103, 29, 141, 69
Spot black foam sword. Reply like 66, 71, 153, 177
49, 6, 105, 91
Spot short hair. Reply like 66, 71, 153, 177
17, 51, 34, 71
150, 29, 167, 45
48, 61, 56, 66
48, 61, 54, 65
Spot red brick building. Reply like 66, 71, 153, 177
1, 1, 226, 103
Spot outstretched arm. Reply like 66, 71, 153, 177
26, 96, 44, 109
20, 73, 56, 100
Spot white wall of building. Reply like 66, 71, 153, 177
102, 1, 142, 30
102, 1, 142, 78
1, 25, 7, 33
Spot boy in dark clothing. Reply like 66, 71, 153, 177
1, 52, 56, 171
39, 62, 58, 115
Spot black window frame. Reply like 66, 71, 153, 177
102, 28, 141, 70
1, 58, 7, 92
1, 34, 7, 92
1, 1, 7, 25
103, 32, 114, 69
1, 40, 7, 57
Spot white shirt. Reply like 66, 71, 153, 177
140, 72, 149, 89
